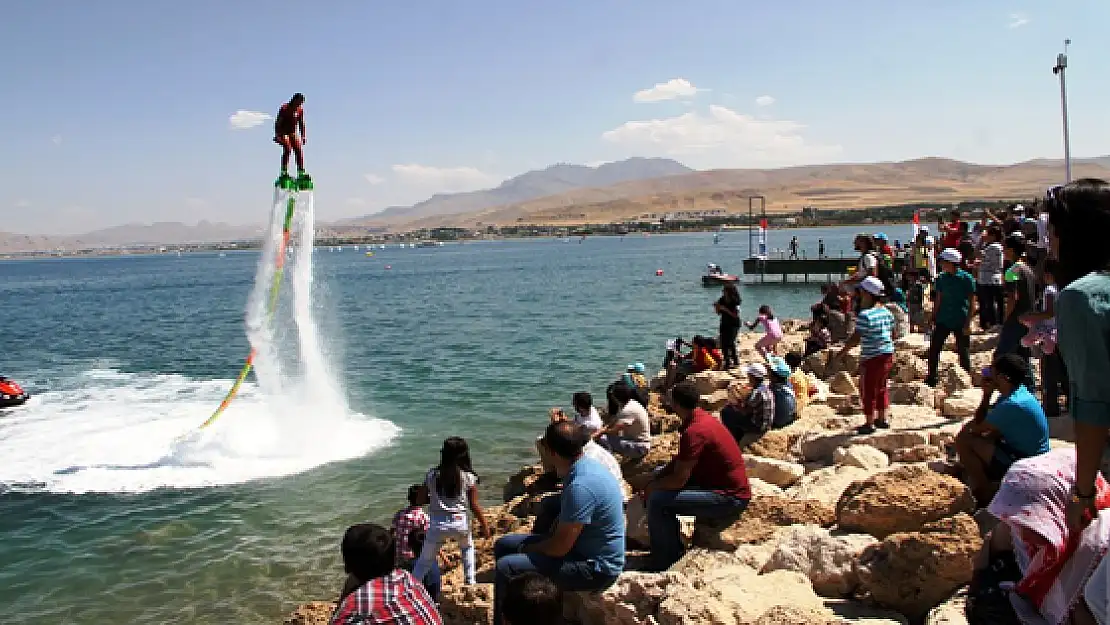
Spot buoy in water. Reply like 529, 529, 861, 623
655, 269, 664, 276
385, 265, 392, 270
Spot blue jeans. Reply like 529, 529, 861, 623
647, 489, 749, 571
492, 534, 619, 625
422, 563, 441, 601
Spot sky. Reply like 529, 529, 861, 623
3, 0, 1108, 235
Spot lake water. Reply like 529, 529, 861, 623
0, 224, 908, 624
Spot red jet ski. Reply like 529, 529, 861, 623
0, 376, 29, 408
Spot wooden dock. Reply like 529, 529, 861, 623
741, 256, 907, 284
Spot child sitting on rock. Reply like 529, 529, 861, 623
412, 437, 491, 587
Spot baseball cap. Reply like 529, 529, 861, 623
858, 276, 885, 296
939, 248, 962, 264
768, 356, 791, 378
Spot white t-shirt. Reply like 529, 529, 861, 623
574, 406, 603, 436
583, 440, 624, 484
616, 400, 651, 444
425, 468, 477, 520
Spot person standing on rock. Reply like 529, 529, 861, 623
994, 234, 1038, 390
955, 354, 1050, 505
836, 276, 896, 435
925, 248, 977, 387
975, 225, 1006, 331
714, 283, 742, 370
641, 381, 751, 571
492, 421, 625, 625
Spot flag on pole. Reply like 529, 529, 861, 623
912, 211, 920, 241
758, 218, 768, 257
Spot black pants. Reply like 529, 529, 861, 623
926, 323, 971, 386
1042, 349, 1068, 417
720, 325, 740, 368
994, 319, 1036, 390
977, 284, 1005, 328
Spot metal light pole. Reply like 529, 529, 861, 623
1052, 39, 1072, 183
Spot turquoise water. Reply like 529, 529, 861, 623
0, 225, 894, 624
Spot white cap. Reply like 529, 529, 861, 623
859, 276, 885, 296
939, 248, 962, 264
744, 363, 767, 378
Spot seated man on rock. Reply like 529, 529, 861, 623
493, 421, 625, 625
955, 353, 1051, 504
640, 380, 751, 571
330, 523, 442, 624
596, 381, 652, 460
720, 363, 775, 448
535, 424, 625, 518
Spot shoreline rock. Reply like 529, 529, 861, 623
286, 320, 1072, 625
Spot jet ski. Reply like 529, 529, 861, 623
0, 376, 29, 408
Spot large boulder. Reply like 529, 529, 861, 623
939, 364, 973, 395
662, 552, 835, 625
836, 465, 976, 538
941, 388, 985, 419
889, 381, 936, 408
745, 455, 805, 488
856, 514, 981, 622
890, 444, 945, 464
566, 571, 683, 625
853, 430, 932, 455
834, 445, 890, 471
693, 495, 836, 550
699, 389, 730, 412
804, 351, 830, 379
284, 602, 335, 625
747, 429, 801, 462
890, 352, 928, 384
786, 465, 874, 505
749, 477, 785, 498
439, 583, 495, 625
799, 431, 857, 463
828, 371, 859, 396
761, 524, 877, 596
502, 463, 547, 502
690, 370, 734, 396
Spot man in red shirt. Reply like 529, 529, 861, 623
941, 209, 963, 250
639, 380, 751, 571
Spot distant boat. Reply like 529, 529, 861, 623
416, 241, 444, 248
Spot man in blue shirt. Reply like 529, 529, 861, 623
492, 421, 625, 625
955, 354, 1050, 505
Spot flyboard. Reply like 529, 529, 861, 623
197, 171, 313, 430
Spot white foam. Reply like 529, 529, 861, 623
0, 190, 399, 495
0, 369, 397, 494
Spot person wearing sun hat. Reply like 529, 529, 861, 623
837, 276, 896, 434
925, 248, 977, 388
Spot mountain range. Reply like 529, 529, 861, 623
4, 155, 1109, 253
341, 157, 692, 224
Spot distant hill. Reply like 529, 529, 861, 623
0, 221, 262, 254
373, 156, 1110, 231
343, 157, 692, 225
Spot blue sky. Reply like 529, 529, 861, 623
3, 0, 1107, 234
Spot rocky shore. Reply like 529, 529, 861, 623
285, 322, 1076, 625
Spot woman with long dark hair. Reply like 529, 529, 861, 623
412, 437, 490, 587
715, 283, 742, 369
1045, 180, 1110, 540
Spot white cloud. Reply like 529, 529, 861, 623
633, 78, 700, 103
755, 95, 776, 107
229, 110, 272, 130
363, 173, 386, 185
1008, 12, 1029, 28
601, 104, 842, 169
390, 164, 499, 192
51, 135, 62, 145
